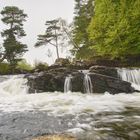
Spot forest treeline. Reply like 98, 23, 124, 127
0, 0, 140, 73
72, 0, 140, 60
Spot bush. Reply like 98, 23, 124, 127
0, 62, 11, 74
34, 62, 48, 71
16, 60, 33, 71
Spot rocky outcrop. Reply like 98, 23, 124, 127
27, 67, 77, 93
89, 73, 134, 94
89, 66, 118, 78
27, 66, 135, 94
70, 72, 134, 94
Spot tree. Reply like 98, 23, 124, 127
72, 0, 94, 59
35, 18, 64, 59
88, 0, 140, 58
3, 33, 27, 66
1, 6, 28, 67
0, 44, 4, 62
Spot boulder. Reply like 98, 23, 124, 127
89, 66, 118, 78
27, 66, 135, 94
27, 72, 65, 93
50, 58, 70, 68
89, 73, 134, 94
27, 67, 79, 93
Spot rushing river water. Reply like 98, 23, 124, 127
0, 75, 140, 140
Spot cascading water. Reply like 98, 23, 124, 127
84, 73, 93, 93
117, 68, 140, 91
64, 75, 72, 93
0, 75, 140, 139
0, 75, 28, 95
82, 70, 93, 93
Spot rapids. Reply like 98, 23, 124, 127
0, 75, 140, 140
117, 68, 140, 91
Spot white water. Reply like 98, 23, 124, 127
117, 68, 140, 90
0, 75, 28, 96
81, 70, 93, 93
0, 75, 139, 115
64, 75, 72, 93
0, 75, 140, 135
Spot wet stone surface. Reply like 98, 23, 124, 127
0, 111, 76, 140
0, 109, 140, 140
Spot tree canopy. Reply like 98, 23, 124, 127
88, 0, 140, 58
72, 0, 94, 59
35, 18, 71, 59
1, 6, 27, 66
72, 0, 140, 60
1, 1, 140, 67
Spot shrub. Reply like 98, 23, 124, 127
34, 62, 48, 71
16, 59, 33, 71
0, 62, 11, 74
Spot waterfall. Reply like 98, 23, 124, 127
80, 70, 93, 93
0, 75, 28, 95
79, 70, 93, 93
117, 68, 140, 91
84, 73, 93, 93
64, 75, 72, 93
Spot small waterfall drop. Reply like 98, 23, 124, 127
82, 70, 93, 93
64, 75, 72, 93
117, 68, 140, 90
0, 75, 28, 95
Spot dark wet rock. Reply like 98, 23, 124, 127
84, 55, 140, 67
54, 58, 70, 66
49, 58, 70, 70
27, 68, 79, 93
28, 72, 64, 93
89, 66, 118, 78
27, 66, 134, 94
71, 72, 84, 93
89, 73, 134, 94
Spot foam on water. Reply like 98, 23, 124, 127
0, 75, 140, 115
0, 75, 140, 136
64, 75, 72, 93
117, 68, 140, 90
0, 88, 140, 115
0, 75, 28, 96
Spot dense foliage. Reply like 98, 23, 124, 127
0, 62, 11, 74
72, 0, 94, 59
16, 59, 33, 71
88, 0, 140, 58
73, 0, 140, 60
0, 1, 140, 71
0, 60, 33, 74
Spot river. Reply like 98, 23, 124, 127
0, 75, 140, 140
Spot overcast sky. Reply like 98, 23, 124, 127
0, 0, 75, 65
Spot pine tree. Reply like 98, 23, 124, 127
1, 6, 28, 66
35, 18, 70, 59
72, 0, 94, 59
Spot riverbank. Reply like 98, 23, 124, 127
1, 55, 140, 75
1, 58, 140, 94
